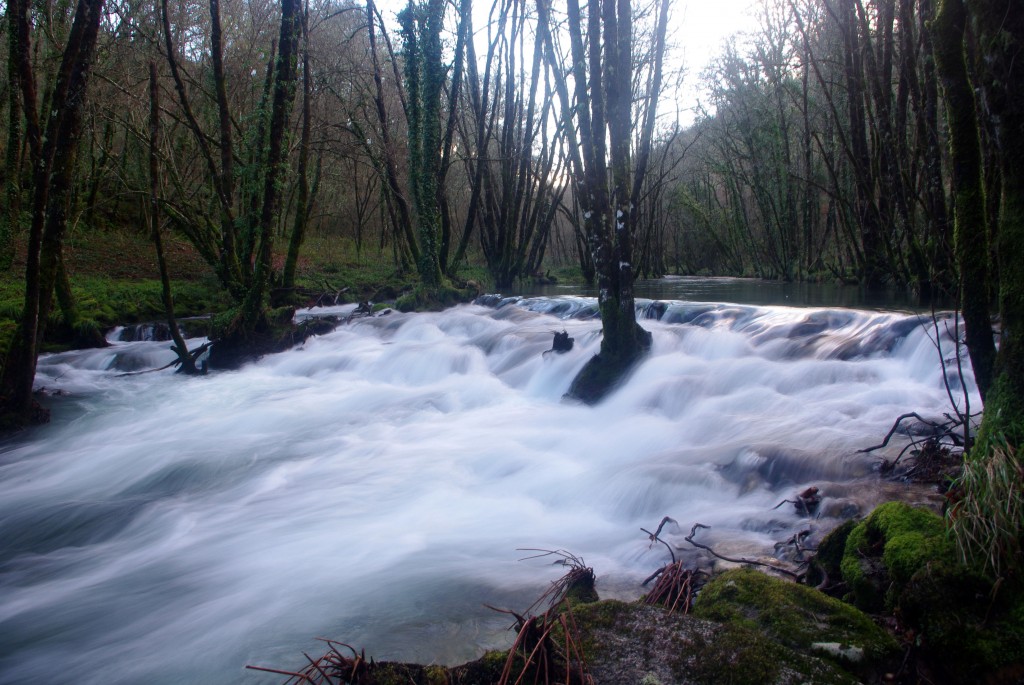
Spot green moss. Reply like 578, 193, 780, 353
899, 564, 1024, 683
423, 664, 448, 685
395, 283, 478, 312
839, 502, 1024, 681
841, 502, 955, 612
692, 568, 898, 666
690, 625, 782, 683
570, 598, 858, 684
806, 519, 855, 589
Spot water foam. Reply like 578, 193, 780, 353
0, 298, 974, 683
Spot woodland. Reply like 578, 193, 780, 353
1, 0, 1024, 679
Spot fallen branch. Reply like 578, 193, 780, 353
858, 412, 945, 453
683, 523, 803, 581
641, 515, 678, 564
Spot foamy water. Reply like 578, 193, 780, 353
0, 297, 974, 683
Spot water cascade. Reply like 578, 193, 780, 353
0, 296, 975, 684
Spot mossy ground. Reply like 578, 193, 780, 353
0, 228, 499, 360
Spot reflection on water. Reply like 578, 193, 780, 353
521, 276, 953, 312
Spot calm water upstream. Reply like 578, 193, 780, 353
0, 279, 974, 683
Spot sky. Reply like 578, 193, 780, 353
374, 0, 762, 126
670, 0, 760, 123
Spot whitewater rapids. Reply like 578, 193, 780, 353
0, 295, 975, 683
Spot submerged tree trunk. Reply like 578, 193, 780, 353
538, 0, 664, 404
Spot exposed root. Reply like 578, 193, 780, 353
682, 523, 804, 581
517, 549, 598, 608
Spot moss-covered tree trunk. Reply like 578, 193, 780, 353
281, 1, 312, 291
942, 0, 1024, 577
931, 0, 996, 403
968, 0, 1024, 447
3, 22, 21, 273
399, 0, 447, 289
0, 0, 104, 426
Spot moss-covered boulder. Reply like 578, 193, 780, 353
691, 568, 898, 679
839, 501, 1024, 683
805, 519, 856, 594
898, 562, 1024, 683
567, 599, 858, 684
840, 501, 956, 612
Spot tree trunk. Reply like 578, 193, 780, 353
282, 0, 312, 291
1, 0, 105, 426
969, 0, 1024, 447
241, 0, 301, 330
932, 0, 996, 402
536, 0, 657, 403
149, 62, 198, 375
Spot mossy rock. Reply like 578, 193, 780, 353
395, 282, 480, 312
692, 568, 898, 678
805, 519, 856, 593
898, 564, 1024, 684
840, 501, 955, 612
839, 501, 1024, 682
566, 599, 857, 684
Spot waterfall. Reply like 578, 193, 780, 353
0, 296, 973, 684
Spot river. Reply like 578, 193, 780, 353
0, 279, 974, 683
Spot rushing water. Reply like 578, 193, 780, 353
0, 290, 976, 684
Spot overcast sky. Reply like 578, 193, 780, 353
374, 0, 762, 126
671, 0, 760, 123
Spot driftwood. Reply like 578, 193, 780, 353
682, 523, 804, 580
860, 410, 978, 474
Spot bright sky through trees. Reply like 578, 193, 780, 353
374, 0, 759, 125
673, 0, 759, 123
